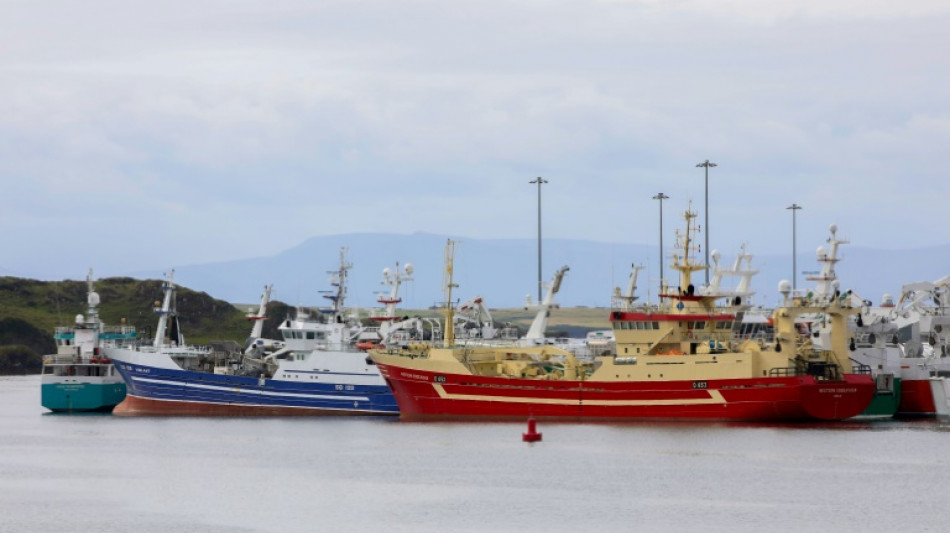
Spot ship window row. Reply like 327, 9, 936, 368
44, 365, 114, 376
615, 320, 733, 331
685, 321, 734, 330
614, 321, 661, 330
282, 331, 327, 340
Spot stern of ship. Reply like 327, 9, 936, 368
800, 374, 876, 420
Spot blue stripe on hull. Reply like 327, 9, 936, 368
112, 363, 398, 414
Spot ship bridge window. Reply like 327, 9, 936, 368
635, 322, 643, 330
687, 322, 695, 329
306, 332, 315, 340
695, 321, 705, 330
316, 332, 327, 340
652, 322, 660, 330
620, 322, 629, 330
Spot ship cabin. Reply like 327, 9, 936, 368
610, 308, 737, 357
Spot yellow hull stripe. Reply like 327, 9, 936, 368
433, 384, 726, 406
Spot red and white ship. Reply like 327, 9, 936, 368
864, 277, 950, 415
371, 210, 875, 422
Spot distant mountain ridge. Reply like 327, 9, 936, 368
163, 233, 950, 310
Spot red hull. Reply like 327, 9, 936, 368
897, 379, 937, 416
113, 394, 397, 417
376, 364, 876, 422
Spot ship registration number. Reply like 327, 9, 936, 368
692, 381, 708, 389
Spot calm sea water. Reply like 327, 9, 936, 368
3, 375, 949, 533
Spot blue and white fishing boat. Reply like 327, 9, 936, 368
105, 250, 402, 416
41, 270, 137, 412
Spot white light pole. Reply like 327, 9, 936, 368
787, 203, 802, 291
529, 177, 548, 302
653, 192, 669, 292
696, 159, 717, 284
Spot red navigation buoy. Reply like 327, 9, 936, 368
522, 416, 542, 442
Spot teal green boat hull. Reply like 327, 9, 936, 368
854, 377, 901, 419
41, 381, 127, 412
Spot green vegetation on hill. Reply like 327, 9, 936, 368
0, 317, 56, 355
0, 345, 43, 374
0, 276, 253, 349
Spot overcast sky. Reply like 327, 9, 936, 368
2, 1, 948, 280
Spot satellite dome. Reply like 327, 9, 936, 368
778, 280, 791, 294
816, 246, 826, 259
75, 314, 84, 325
88, 291, 100, 306
404, 263, 414, 275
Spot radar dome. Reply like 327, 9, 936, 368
829, 223, 838, 235
75, 314, 84, 325
404, 263, 414, 275
778, 280, 791, 294
87, 291, 100, 307
816, 246, 826, 259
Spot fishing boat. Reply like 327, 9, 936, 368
41, 270, 137, 412
104, 251, 403, 416
798, 225, 902, 419
371, 211, 876, 422
864, 277, 950, 416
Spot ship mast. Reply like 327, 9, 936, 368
84, 268, 101, 329
247, 284, 273, 340
153, 271, 176, 348
442, 239, 458, 346
807, 224, 847, 302
320, 247, 352, 322
376, 262, 414, 337
612, 264, 643, 311
669, 205, 705, 296
524, 265, 569, 341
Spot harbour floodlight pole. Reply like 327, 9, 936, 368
787, 203, 802, 291
652, 192, 669, 292
529, 177, 548, 302
696, 159, 717, 284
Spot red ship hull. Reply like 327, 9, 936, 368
897, 379, 937, 416
376, 363, 876, 422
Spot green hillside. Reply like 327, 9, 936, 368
0, 276, 258, 348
